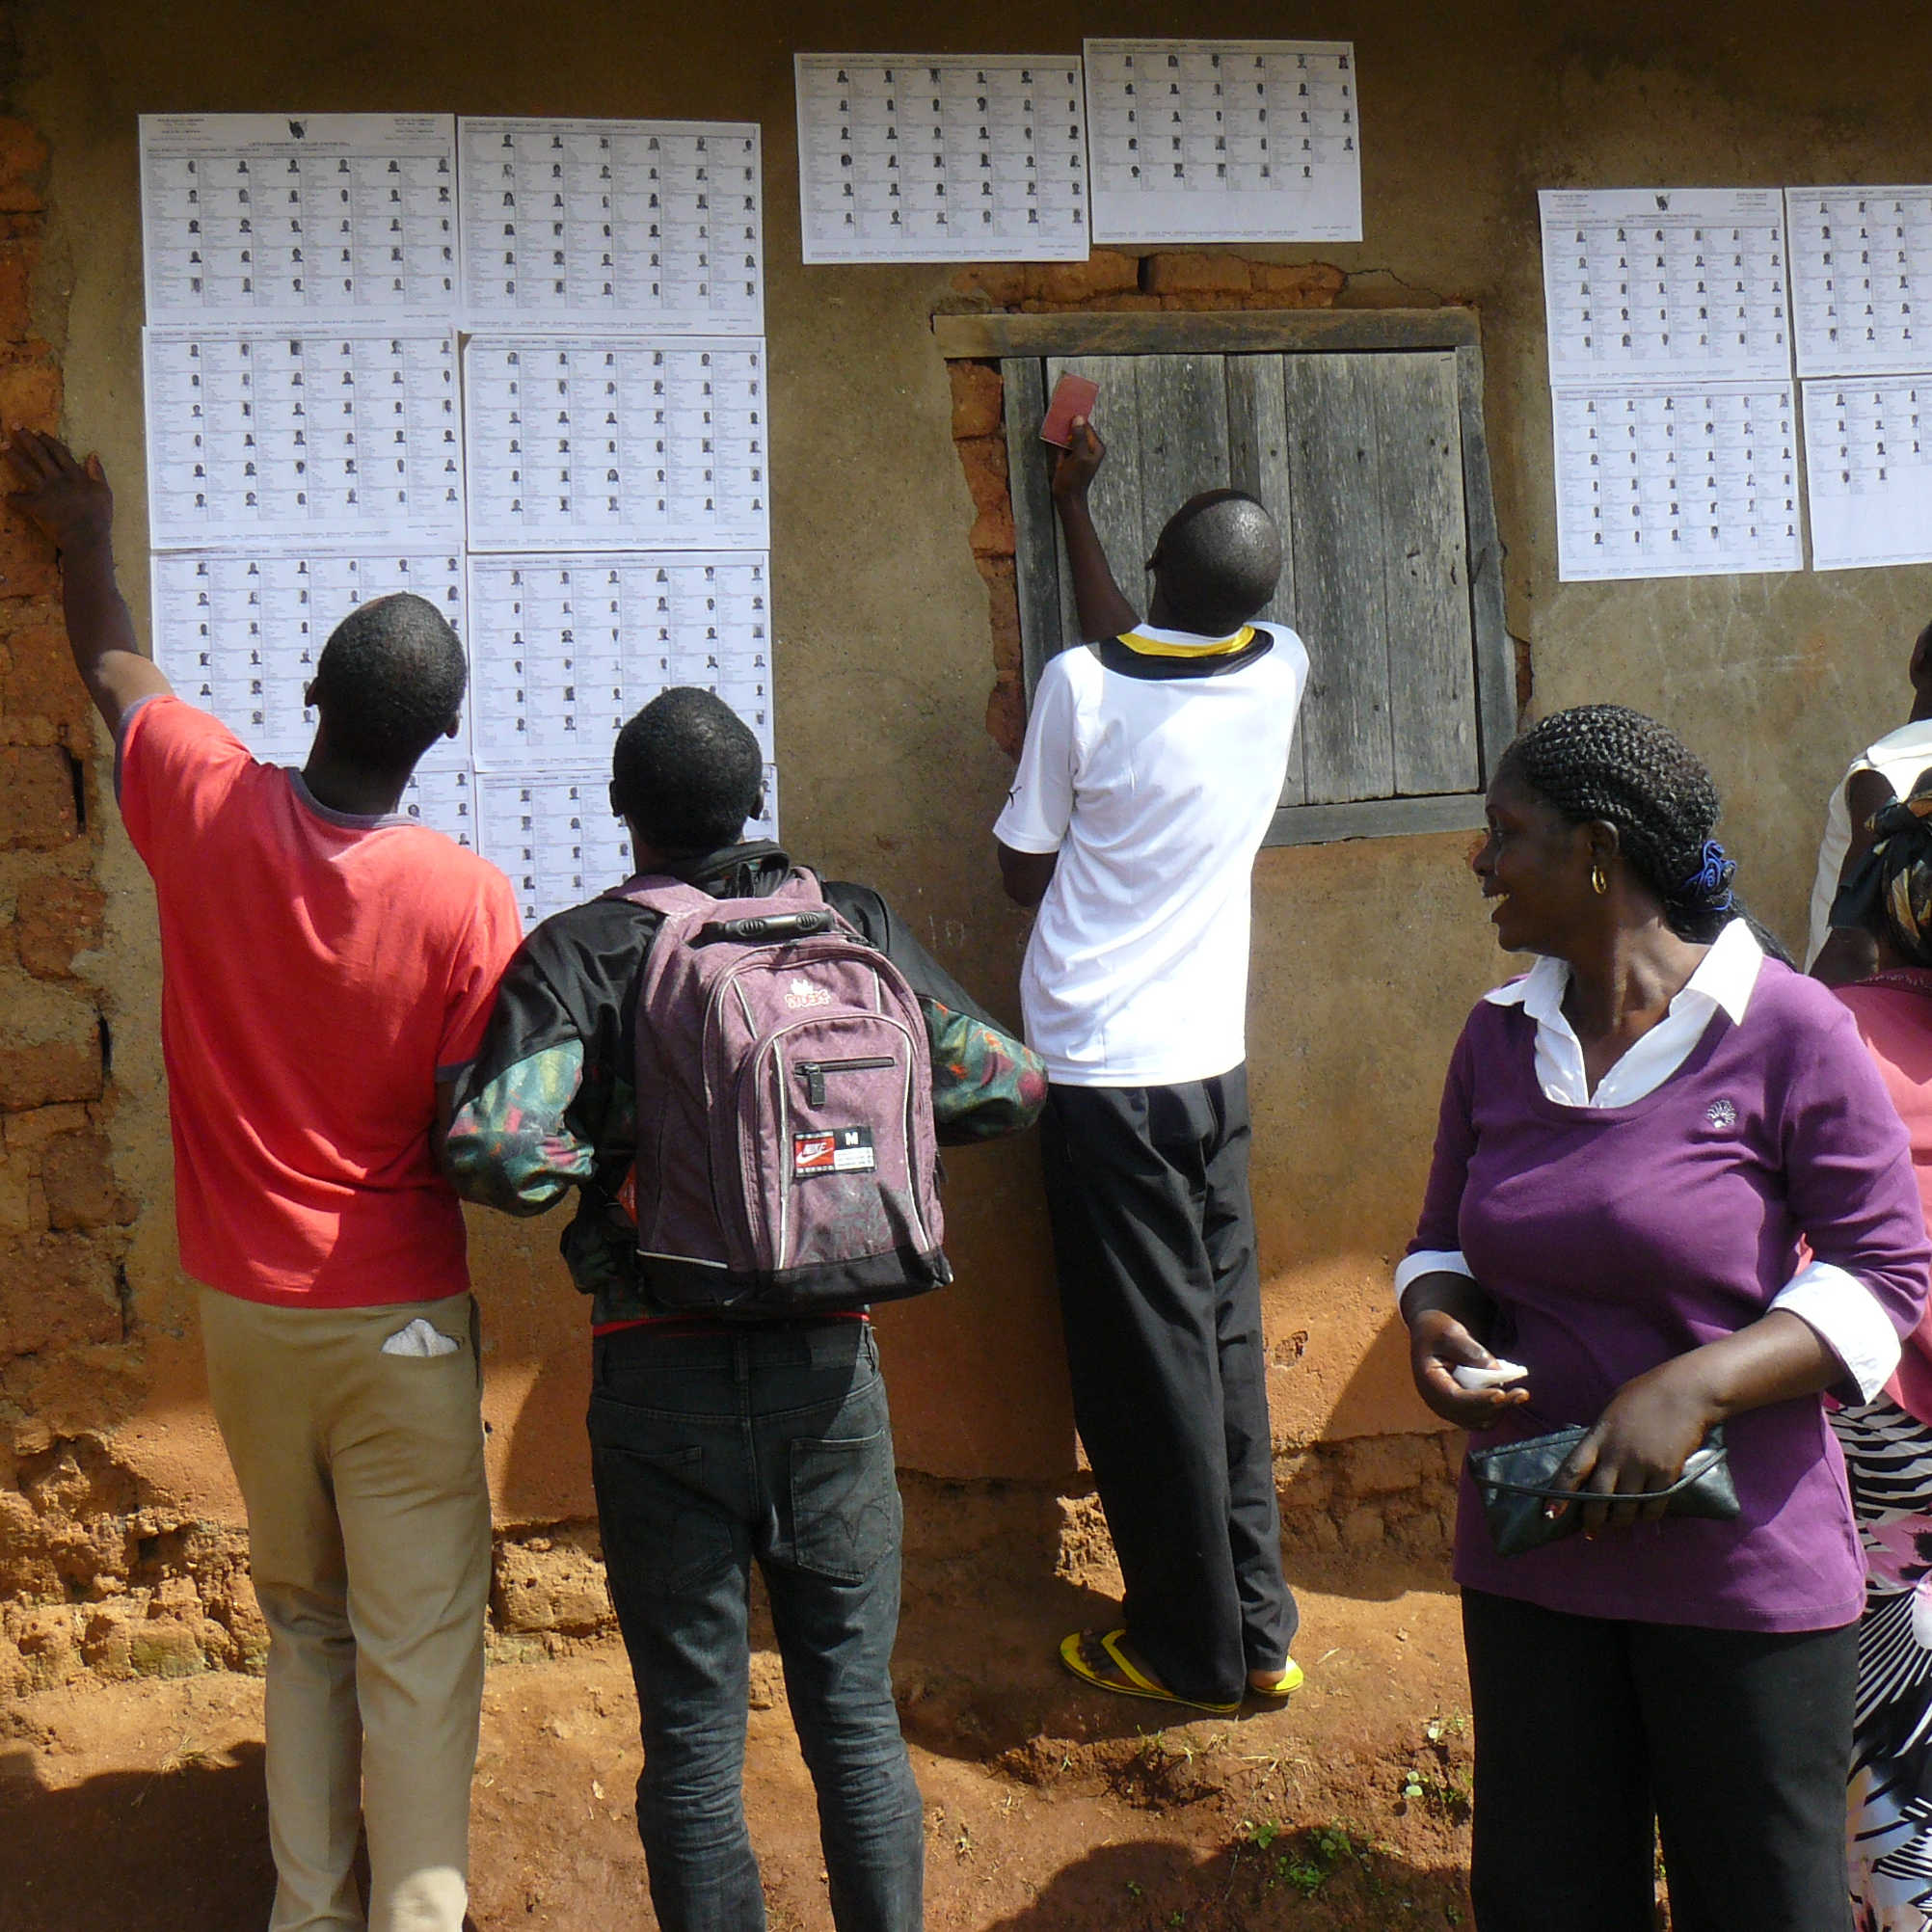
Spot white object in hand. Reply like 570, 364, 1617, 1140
1452, 1359, 1528, 1390
381, 1317, 461, 1358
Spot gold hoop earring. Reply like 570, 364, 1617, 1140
1591, 863, 1609, 897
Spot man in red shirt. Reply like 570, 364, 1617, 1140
5, 429, 523, 1932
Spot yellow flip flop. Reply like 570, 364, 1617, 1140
1058, 1628, 1242, 1716
1246, 1656, 1306, 1703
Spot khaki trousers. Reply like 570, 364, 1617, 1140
200, 1288, 492, 1932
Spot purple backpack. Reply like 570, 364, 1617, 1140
611, 867, 951, 1316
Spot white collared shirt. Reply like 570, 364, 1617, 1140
993, 621, 1308, 1086
1395, 920, 1902, 1400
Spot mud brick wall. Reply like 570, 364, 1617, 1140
481, 1435, 1464, 1659
0, 113, 187, 1688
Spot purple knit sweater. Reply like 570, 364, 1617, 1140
1411, 958, 1930, 1630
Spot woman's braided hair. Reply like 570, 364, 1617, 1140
1497, 704, 1736, 942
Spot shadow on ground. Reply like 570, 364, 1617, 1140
979, 1830, 1471, 1930
0, 1741, 275, 1931
890, 1543, 1465, 1765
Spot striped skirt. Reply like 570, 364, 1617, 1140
1834, 1397, 1932, 1932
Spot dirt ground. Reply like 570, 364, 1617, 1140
0, 1549, 1477, 1930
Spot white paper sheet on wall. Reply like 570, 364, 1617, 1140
794, 53, 1089, 263
474, 765, 779, 930
1083, 39, 1360, 245
1801, 377, 1932, 569
1550, 379, 1803, 581
466, 550, 774, 771
143, 326, 464, 549
456, 118, 763, 335
398, 739, 481, 848
461, 335, 768, 551
140, 109, 781, 920
140, 114, 458, 321
148, 546, 468, 765
1539, 188, 1794, 388
1787, 186, 1932, 378
474, 771, 634, 928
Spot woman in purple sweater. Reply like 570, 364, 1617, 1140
1400, 706, 1930, 1932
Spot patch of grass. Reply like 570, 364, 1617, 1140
1238, 1818, 1380, 1897
1400, 1712, 1473, 1822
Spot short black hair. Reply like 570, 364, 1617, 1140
1497, 704, 1731, 941
1151, 490, 1282, 635
310, 593, 467, 772
610, 687, 763, 855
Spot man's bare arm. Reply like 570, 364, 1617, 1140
3, 430, 170, 738
1812, 765, 1898, 985
997, 842, 1059, 909
1051, 420, 1139, 644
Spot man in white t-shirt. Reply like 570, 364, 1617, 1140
1809, 618, 1932, 981
994, 418, 1308, 1716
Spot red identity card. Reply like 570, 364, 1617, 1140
1039, 372, 1100, 447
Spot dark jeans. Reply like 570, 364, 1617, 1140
588, 1320, 925, 1932
1462, 1587, 1857, 1932
1039, 1071, 1298, 1706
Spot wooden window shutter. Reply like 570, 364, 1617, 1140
963, 309, 1512, 845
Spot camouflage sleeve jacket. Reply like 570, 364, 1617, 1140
442, 842, 1044, 1323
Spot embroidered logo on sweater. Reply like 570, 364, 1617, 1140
1705, 1098, 1738, 1129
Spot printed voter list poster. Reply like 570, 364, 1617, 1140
1540, 188, 1801, 580
1803, 378, 1932, 570
466, 551, 774, 769
140, 108, 782, 921
1551, 381, 1802, 581
1787, 186, 1932, 379
1539, 188, 1794, 388
144, 326, 464, 549
141, 114, 458, 320
457, 117, 763, 335
795, 54, 1088, 262
477, 768, 777, 928
148, 547, 467, 766
461, 335, 769, 551
1084, 39, 1361, 245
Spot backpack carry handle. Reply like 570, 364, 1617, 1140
692, 909, 838, 947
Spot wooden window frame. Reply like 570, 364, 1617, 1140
934, 308, 1513, 847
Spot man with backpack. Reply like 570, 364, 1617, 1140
443, 685, 1042, 1932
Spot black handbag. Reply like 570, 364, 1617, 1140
1465, 1423, 1740, 1558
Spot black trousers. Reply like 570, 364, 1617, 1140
1040, 1071, 1297, 1706
1462, 1587, 1858, 1932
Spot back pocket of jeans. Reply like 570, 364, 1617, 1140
590, 1430, 733, 1597
788, 1429, 899, 1583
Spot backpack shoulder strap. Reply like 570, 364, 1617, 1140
604, 873, 717, 922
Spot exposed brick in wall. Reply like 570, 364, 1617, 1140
0, 111, 153, 1691
0, 1432, 1460, 1690
946, 250, 1383, 758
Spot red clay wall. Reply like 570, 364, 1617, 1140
0, 114, 248, 1684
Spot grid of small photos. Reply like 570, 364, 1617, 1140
1541, 183, 1932, 578
792, 39, 1362, 263
140, 111, 776, 929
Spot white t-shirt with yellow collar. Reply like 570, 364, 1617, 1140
994, 621, 1308, 1087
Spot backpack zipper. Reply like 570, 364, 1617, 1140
753, 1017, 920, 1269
796, 1055, 897, 1108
